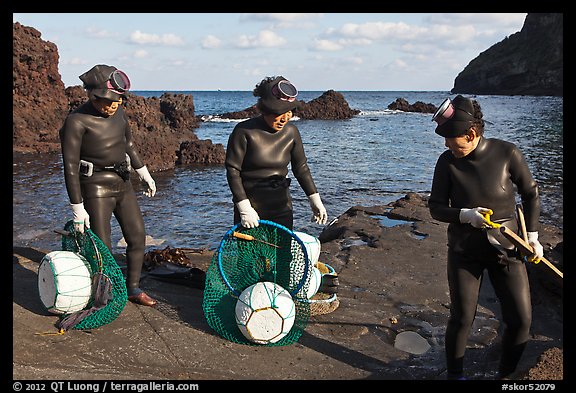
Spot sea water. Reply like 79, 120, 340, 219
13, 91, 563, 254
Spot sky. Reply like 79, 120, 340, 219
12, 13, 528, 91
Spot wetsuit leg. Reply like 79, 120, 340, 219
445, 249, 485, 376
83, 197, 116, 252
114, 184, 146, 295
487, 260, 532, 377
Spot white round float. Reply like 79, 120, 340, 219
305, 265, 322, 299
235, 281, 296, 344
38, 250, 93, 315
293, 231, 321, 266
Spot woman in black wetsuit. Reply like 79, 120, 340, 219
428, 95, 544, 380
59, 64, 158, 306
225, 76, 328, 230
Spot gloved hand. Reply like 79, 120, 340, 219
459, 207, 492, 228
71, 202, 90, 234
236, 199, 260, 228
527, 231, 544, 263
308, 193, 328, 225
135, 166, 156, 197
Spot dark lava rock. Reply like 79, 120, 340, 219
12, 22, 69, 154
388, 98, 436, 113
452, 13, 562, 96
294, 90, 361, 120
213, 89, 360, 121
13, 22, 223, 172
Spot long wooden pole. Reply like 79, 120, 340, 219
516, 204, 530, 243
499, 226, 563, 279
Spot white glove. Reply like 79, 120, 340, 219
236, 199, 260, 228
527, 231, 544, 262
459, 207, 492, 228
71, 202, 90, 234
135, 166, 156, 197
308, 193, 328, 225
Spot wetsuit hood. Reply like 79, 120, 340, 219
435, 95, 475, 138
259, 76, 303, 115
79, 64, 126, 102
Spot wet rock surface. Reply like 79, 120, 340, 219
12, 193, 563, 381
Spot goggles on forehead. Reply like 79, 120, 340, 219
432, 98, 474, 125
271, 80, 298, 102
106, 70, 131, 94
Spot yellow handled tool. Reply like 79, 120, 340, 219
232, 231, 281, 248
482, 209, 501, 229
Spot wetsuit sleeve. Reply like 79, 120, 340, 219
123, 110, 145, 170
428, 153, 461, 223
509, 147, 540, 231
225, 126, 248, 203
290, 126, 318, 196
59, 116, 85, 205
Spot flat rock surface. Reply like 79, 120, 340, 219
12, 193, 563, 383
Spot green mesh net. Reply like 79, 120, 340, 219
60, 220, 128, 330
203, 220, 312, 346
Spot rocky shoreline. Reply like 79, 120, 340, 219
13, 193, 563, 381
12, 19, 563, 383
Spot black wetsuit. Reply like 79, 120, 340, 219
225, 116, 318, 230
428, 137, 540, 377
59, 102, 147, 296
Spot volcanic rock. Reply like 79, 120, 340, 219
387, 98, 436, 113
12, 22, 224, 171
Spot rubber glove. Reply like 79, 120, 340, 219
236, 199, 260, 228
459, 207, 492, 228
71, 202, 90, 234
308, 193, 328, 225
135, 166, 156, 197
527, 231, 544, 263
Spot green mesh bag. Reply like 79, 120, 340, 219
203, 220, 312, 346
59, 220, 128, 330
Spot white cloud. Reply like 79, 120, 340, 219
85, 26, 119, 39
234, 30, 287, 48
63, 57, 89, 65
12, 12, 530, 90
338, 21, 417, 40
201, 35, 221, 49
390, 58, 409, 70
239, 13, 324, 30
129, 30, 185, 46
315, 14, 525, 56
240, 13, 323, 23
133, 49, 148, 58
425, 13, 526, 29
345, 56, 364, 65
311, 39, 343, 51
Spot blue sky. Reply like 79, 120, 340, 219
13, 13, 527, 91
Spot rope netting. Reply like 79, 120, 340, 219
60, 220, 127, 330
202, 220, 312, 346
